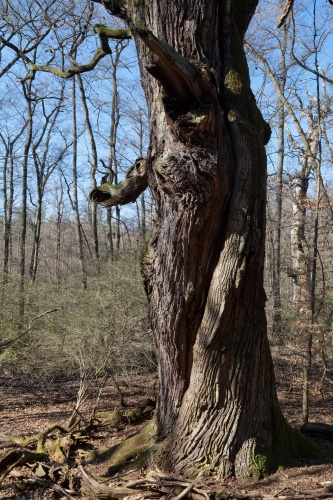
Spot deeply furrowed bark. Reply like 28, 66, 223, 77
92, 0, 319, 478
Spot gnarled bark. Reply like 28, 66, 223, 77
91, 0, 319, 478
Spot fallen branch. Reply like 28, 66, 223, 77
79, 467, 211, 499
261, 493, 333, 500
0, 404, 156, 497
0, 450, 47, 483
78, 465, 139, 498
32, 476, 78, 500
173, 472, 203, 500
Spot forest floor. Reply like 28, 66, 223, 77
0, 356, 333, 500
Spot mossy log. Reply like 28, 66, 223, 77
98, 398, 156, 429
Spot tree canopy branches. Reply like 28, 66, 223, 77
1, 24, 131, 81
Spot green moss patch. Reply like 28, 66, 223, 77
88, 421, 156, 475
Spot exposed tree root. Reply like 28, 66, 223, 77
2, 461, 333, 499
300, 422, 333, 440
79, 467, 211, 499
0, 398, 156, 497
0, 414, 332, 499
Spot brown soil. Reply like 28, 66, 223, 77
0, 360, 332, 500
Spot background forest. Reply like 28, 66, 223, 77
1, 0, 333, 425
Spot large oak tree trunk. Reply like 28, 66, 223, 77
93, 0, 317, 478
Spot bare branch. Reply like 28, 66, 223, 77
290, 52, 333, 86
1, 25, 131, 81
277, 0, 295, 28
0, 309, 59, 352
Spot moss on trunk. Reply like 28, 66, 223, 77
89, 421, 156, 475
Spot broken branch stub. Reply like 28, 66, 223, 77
89, 157, 148, 207
133, 26, 212, 105
133, 27, 216, 145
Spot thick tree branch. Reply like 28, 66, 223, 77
89, 157, 148, 207
1, 25, 131, 81
93, 24, 131, 50
133, 26, 211, 105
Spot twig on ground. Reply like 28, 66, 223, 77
78, 464, 139, 498
173, 472, 203, 500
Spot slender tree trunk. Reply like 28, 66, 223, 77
272, 99, 284, 335
1, 121, 27, 285
29, 89, 65, 283
290, 166, 311, 306
77, 73, 99, 262
29, 195, 43, 283
72, 76, 87, 289
272, 25, 288, 337
1, 138, 13, 284
134, 113, 147, 244
140, 192, 146, 243
138, 112, 147, 243
1, 142, 9, 284
19, 78, 34, 325
303, 0, 323, 423
55, 183, 64, 286
0, 137, 13, 319
95, 0, 316, 478
107, 47, 122, 255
